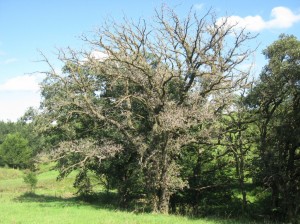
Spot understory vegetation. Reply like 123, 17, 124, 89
0, 6, 299, 224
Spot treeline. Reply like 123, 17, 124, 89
1, 6, 299, 223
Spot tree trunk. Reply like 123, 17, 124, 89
158, 141, 171, 214
271, 182, 280, 219
285, 145, 297, 223
234, 152, 247, 214
151, 193, 159, 213
158, 185, 170, 214
239, 158, 247, 214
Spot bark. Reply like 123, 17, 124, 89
158, 147, 171, 214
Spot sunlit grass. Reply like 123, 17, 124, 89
0, 165, 266, 224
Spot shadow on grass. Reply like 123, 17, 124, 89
14, 192, 271, 223
14, 192, 119, 210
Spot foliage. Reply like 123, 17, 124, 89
0, 133, 32, 168
0, 121, 20, 144
23, 171, 38, 192
246, 34, 300, 222
0, 113, 45, 168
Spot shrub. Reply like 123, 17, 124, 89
23, 171, 38, 192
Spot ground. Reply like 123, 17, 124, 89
0, 164, 269, 224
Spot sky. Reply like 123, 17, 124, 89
0, 0, 299, 121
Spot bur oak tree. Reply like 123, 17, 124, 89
39, 6, 255, 213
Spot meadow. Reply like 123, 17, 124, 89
0, 165, 271, 224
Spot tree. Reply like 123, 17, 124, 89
221, 92, 257, 215
39, 6, 255, 213
0, 133, 32, 168
0, 121, 21, 145
0, 121, 17, 166
246, 34, 300, 222
23, 171, 38, 192
0, 109, 44, 161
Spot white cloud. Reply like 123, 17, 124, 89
0, 91, 41, 122
0, 74, 43, 92
0, 74, 44, 121
80, 51, 109, 64
194, 3, 204, 11
2, 58, 18, 64
89, 51, 109, 61
218, 6, 300, 32
267, 7, 300, 29
223, 15, 266, 32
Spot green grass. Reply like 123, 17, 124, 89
0, 165, 266, 224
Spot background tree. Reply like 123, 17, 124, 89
0, 109, 45, 168
0, 133, 32, 168
246, 34, 300, 222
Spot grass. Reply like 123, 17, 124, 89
0, 165, 268, 224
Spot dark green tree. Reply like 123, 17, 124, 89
0, 133, 32, 168
246, 34, 300, 222
0, 121, 21, 144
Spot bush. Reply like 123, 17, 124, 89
23, 171, 38, 192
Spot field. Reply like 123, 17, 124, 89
0, 165, 268, 224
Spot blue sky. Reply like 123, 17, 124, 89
0, 0, 300, 121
